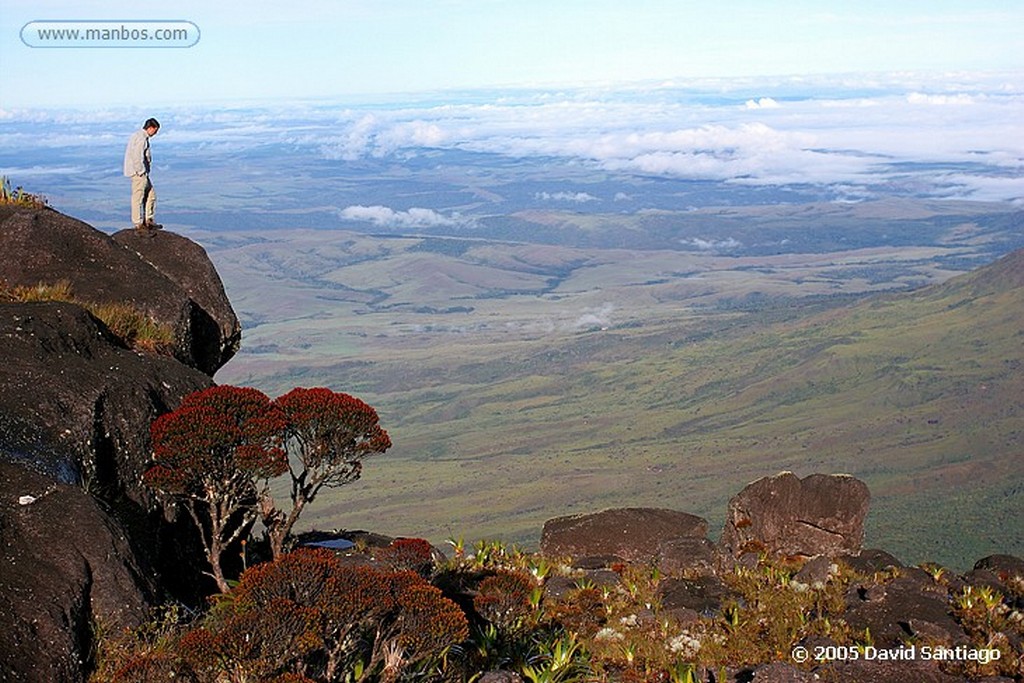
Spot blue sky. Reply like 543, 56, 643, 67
2, 1, 1023, 108
2, 2, 1022, 207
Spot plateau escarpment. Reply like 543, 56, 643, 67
0, 205, 241, 681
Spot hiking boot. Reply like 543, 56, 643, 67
144, 220, 163, 230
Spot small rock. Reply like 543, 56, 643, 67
749, 662, 819, 682
794, 555, 836, 586
477, 671, 524, 683
839, 548, 904, 574
658, 536, 719, 576
658, 575, 738, 617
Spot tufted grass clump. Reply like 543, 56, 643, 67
949, 584, 1023, 679
0, 175, 48, 207
442, 543, 866, 681
8, 278, 75, 302
87, 302, 176, 353
695, 556, 856, 669
433, 541, 861, 681
1, 278, 175, 353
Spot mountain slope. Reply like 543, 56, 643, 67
261, 249, 1023, 569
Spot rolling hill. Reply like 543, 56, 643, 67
217, 239, 1023, 570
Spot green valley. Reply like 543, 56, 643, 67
212, 201, 1023, 569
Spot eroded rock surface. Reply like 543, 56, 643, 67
720, 471, 869, 560
0, 301, 211, 501
1, 205, 239, 375
541, 507, 708, 564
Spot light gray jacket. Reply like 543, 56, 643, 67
123, 129, 151, 177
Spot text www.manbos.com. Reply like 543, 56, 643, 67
21, 21, 200, 48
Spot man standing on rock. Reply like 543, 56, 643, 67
123, 118, 162, 231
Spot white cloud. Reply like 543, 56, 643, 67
535, 191, 599, 203
745, 97, 781, 109
4, 72, 1023, 203
570, 303, 614, 331
337, 205, 464, 228
681, 237, 743, 251
931, 173, 1024, 203
906, 92, 977, 105
0, 165, 87, 176
320, 113, 380, 160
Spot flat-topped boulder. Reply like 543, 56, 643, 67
541, 507, 708, 564
112, 228, 240, 373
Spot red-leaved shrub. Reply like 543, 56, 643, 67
143, 385, 392, 591
473, 569, 538, 630
132, 549, 471, 682
145, 385, 288, 591
378, 537, 436, 576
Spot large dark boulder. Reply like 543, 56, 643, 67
720, 472, 870, 560
658, 574, 738, 617
657, 536, 720, 576
0, 301, 212, 501
0, 300, 215, 605
540, 507, 708, 564
844, 567, 966, 648
0, 461, 157, 683
972, 554, 1024, 580
0, 207, 243, 678
112, 228, 240, 373
0, 205, 239, 375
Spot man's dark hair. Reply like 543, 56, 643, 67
144, 118, 160, 130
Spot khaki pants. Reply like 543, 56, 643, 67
130, 174, 156, 226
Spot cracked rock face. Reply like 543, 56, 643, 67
0, 461, 157, 683
720, 471, 870, 559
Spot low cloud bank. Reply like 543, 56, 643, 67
338, 205, 465, 228
536, 191, 600, 203
303, 74, 1023, 201
5, 72, 1022, 204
